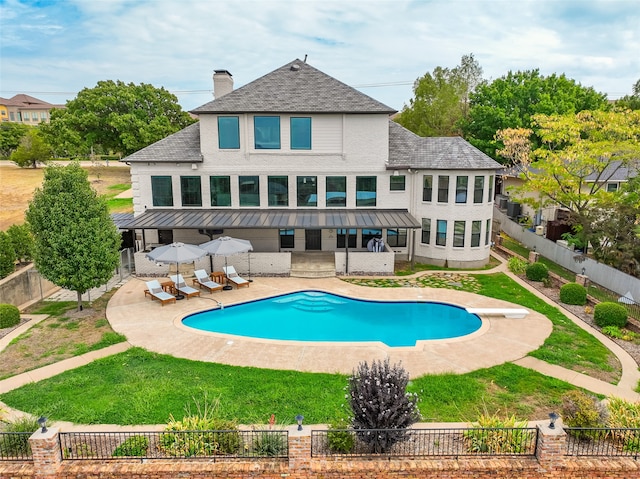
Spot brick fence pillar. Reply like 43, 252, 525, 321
288, 425, 311, 477
536, 422, 566, 471
575, 274, 589, 288
29, 426, 62, 478
528, 251, 540, 263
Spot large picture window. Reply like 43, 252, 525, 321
474, 176, 484, 203
356, 176, 377, 207
436, 219, 447, 246
268, 176, 289, 206
210, 176, 231, 206
254, 116, 280, 149
239, 176, 260, 206
218, 116, 240, 149
337, 228, 356, 248
387, 228, 407, 247
151, 176, 173, 207
297, 176, 317, 207
438, 176, 449, 203
390, 175, 405, 191
455, 176, 468, 203
421, 218, 431, 244
290, 117, 311, 149
180, 176, 202, 207
326, 176, 346, 207
423, 175, 433, 201
471, 220, 481, 247
453, 220, 465, 247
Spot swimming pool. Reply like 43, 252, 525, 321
182, 290, 481, 347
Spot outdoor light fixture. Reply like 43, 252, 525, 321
533, 245, 536, 252
581, 267, 586, 275
548, 412, 559, 429
295, 414, 304, 431
37, 416, 47, 433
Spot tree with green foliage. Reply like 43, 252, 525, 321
6, 223, 34, 264
0, 231, 15, 278
9, 128, 53, 168
26, 163, 121, 311
462, 70, 608, 161
40, 80, 196, 157
0, 122, 30, 159
615, 79, 640, 111
396, 54, 483, 137
498, 110, 640, 273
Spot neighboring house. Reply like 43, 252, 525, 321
122, 59, 501, 274
0, 94, 63, 124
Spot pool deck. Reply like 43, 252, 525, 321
106, 275, 553, 378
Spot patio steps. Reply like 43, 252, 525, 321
290, 252, 336, 278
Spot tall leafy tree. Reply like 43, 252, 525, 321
498, 110, 640, 269
615, 79, 640, 111
9, 128, 53, 168
0, 231, 15, 279
40, 80, 196, 157
396, 54, 483, 137
26, 163, 121, 310
0, 122, 30, 159
463, 70, 608, 161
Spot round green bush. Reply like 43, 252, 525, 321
594, 302, 628, 329
0, 303, 20, 329
559, 283, 587, 305
525, 262, 548, 281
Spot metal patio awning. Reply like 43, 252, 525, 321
121, 209, 421, 230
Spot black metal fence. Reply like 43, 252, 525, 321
565, 427, 640, 457
311, 427, 539, 457
59, 430, 288, 460
0, 432, 33, 461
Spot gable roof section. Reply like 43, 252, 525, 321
192, 59, 396, 114
124, 122, 201, 163
388, 121, 501, 170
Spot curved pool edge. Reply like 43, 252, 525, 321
108, 277, 553, 378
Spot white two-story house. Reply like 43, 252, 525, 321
123, 59, 501, 275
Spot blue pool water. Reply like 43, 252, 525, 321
182, 291, 481, 347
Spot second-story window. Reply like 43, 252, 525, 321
151, 176, 173, 207
356, 176, 377, 207
423, 175, 433, 201
290, 117, 311, 149
297, 176, 317, 207
180, 176, 202, 207
474, 176, 484, 203
390, 175, 405, 191
438, 176, 449, 203
218, 117, 240, 149
456, 176, 468, 203
254, 116, 280, 149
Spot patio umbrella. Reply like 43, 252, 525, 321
199, 236, 253, 290
146, 242, 207, 299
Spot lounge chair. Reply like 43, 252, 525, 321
144, 280, 176, 306
192, 269, 223, 293
222, 265, 250, 288
169, 274, 201, 299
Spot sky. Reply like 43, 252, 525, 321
1, 0, 638, 112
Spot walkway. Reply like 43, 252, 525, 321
1, 258, 638, 402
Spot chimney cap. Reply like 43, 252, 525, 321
214, 69, 232, 77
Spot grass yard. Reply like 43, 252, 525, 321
0, 272, 616, 426
0, 163, 132, 230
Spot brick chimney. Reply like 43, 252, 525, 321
213, 70, 233, 98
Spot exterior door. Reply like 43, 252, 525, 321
305, 229, 321, 250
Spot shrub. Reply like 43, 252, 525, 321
601, 326, 638, 341
252, 430, 287, 456
507, 257, 527, 275
464, 413, 533, 454
112, 435, 149, 457
348, 359, 420, 453
326, 418, 355, 454
559, 283, 587, 306
0, 304, 20, 329
0, 231, 15, 279
6, 224, 34, 264
594, 302, 628, 329
606, 397, 640, 452
561, 390, 607, 439
525, 262, 548, 281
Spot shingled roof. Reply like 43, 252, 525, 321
388, 121, 501, 170
124, 122, 201, 163
191, 59, 396, 114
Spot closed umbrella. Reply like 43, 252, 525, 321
199, 236, 253, 290
146, 242, 207, 299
